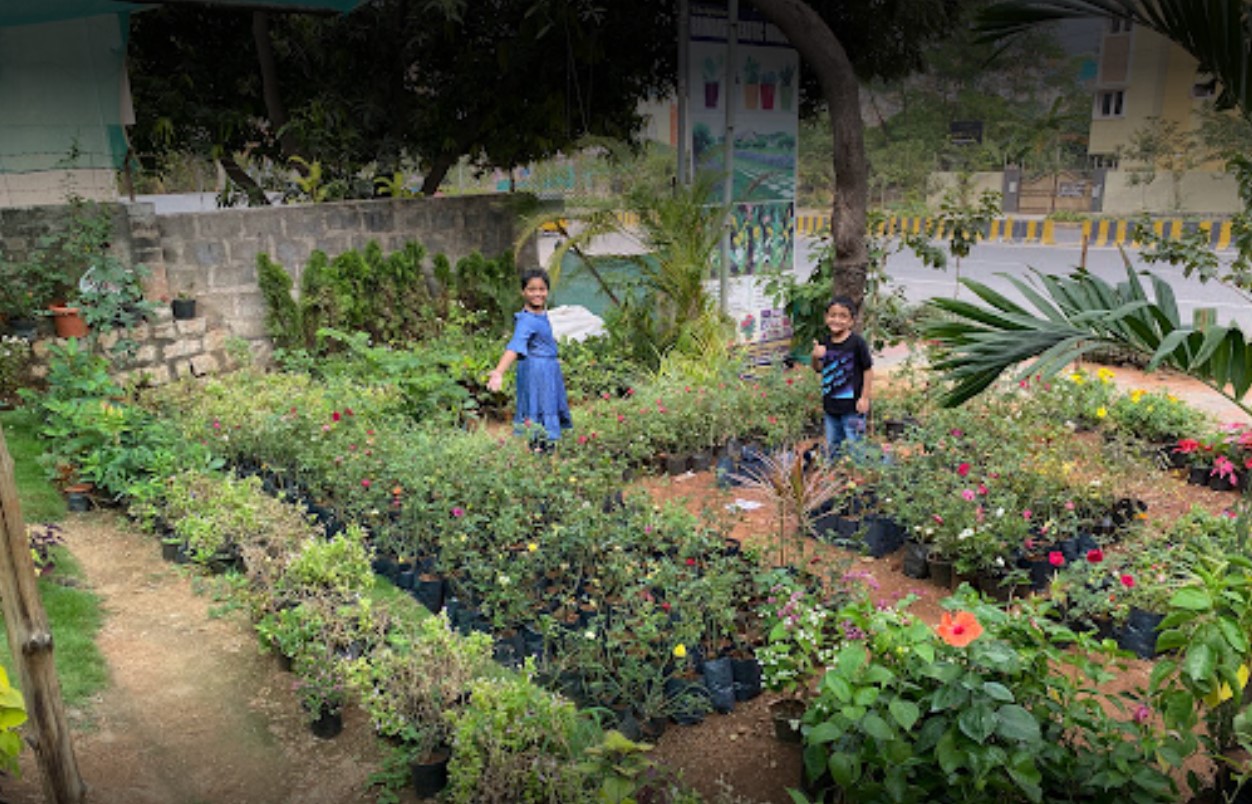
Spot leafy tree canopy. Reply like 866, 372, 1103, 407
128, 0, 676, 199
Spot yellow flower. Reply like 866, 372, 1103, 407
527, 542, 538, 552
1130, 389, 1145, 403
672, 643, 687, 659
1097, 367, 1115, 382
1096, 406, 1108, 419
1069, 373, 1085, 384
1167, 394, 1179, 403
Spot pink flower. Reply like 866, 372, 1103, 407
617, 414, 626, 423
212, 420, 221, 430
1049, 551, 1065, 567
322, 424, 331, 432
956, 462, 971, 477
932, 514, 944, 525
601, 392, 611, 400
1120, 574, 1135, 589
1065, 500, 1075, 511
685, 558, 696, 567
577, 435, 589, 445
451, 507, 465, 518
768, 416, 778, 424
360, 478, 372, 489
978, 484, 988, 495
332, 411, 341, 422
661, 602, 671, 612
343, 407, 354, 416
951, 429, 964, 438
1022, 509, 1032, 520
1133, 704, 1151, 724
626, 388, 635, 396
961, 489, 976, 502
1086, 548, 1104, 564
1212, 455, 1237, 481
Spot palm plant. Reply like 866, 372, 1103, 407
733, 448, 843, 569
514, 147, 731, 368
923, 263, 1252, 417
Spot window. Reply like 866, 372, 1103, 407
1089, 153, 1120, 170
1192, 76, 1216, 98
1109, 17, 1132, 34
1096, 90, 1124, 117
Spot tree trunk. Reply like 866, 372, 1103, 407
749, 0, 870, 306
252, 11, 304, 168
0, 430, 85, 803
420, 152, 458, 197
221, 158, 271, 207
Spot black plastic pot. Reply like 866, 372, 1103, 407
171, 298, 197, 320
412, 574, 445, 614
309, 707, 343, 739
701, 656, 736, 714
730, 656, 762, 702
1117, 607, 1165, 659
901, 540, 930, 579
410, 749, 451, 797
664, 676, 709, 725
862, 516, 905, 558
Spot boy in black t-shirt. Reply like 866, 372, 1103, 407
810, 296, 874, 461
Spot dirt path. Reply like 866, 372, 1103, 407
4, 514, 385, 804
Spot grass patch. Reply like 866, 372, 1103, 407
1, 408, 64, 523
0, 549, 108, 708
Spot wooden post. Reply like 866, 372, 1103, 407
1080, 231, 1089, 270
0, 427, 85, 803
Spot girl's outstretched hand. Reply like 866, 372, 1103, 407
487, 371, 504, 392
811, 341, 827, 360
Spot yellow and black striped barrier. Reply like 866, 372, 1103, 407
789, 213, 1236, 249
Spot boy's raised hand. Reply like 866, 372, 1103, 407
811, 341, 827, 360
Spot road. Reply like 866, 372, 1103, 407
797, 237, 1252, 331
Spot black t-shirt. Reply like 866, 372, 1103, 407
816, 333, 873, 416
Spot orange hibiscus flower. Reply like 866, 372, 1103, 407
936, 611, 983, 648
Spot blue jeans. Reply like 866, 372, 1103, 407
824, 412, 866, 461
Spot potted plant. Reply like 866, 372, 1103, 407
347, 614, 494, 793
171, 288, 197, 321
293, 653, 347, 738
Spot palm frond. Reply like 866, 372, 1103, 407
923, 264, 1252, 416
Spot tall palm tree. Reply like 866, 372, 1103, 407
976, 1, 1252, 118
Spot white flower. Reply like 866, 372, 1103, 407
995, 507, 1005, 518
995, 556, 1005, 567
583, 629, 596, 640
958, 528, 973, 541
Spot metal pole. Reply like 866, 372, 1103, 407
676, 0, 690, 186
719, 0, 738, 315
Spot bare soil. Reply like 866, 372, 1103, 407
2, 362, 1244, 804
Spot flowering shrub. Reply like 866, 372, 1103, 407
0, 334, 31, 405
796, 593, 1176, 802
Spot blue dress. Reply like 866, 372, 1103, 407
506, 310, 572, 440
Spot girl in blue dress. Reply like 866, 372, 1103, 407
486, 269, 573, 444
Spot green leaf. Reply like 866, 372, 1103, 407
982, 681, 1015, 702
861, 713, 895, 742
958, 704, 997, 743
995, 704, 1041, 743
807, 721, 843, 746
889, 698, 921, 731
1170, 587, 1213, 611
1184, 642, 1217, 683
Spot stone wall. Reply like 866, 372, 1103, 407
9, 194, 528, 384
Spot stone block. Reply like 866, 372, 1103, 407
162, 338, 202, 359
230, 319, 270, 340
283, 212, 328, 238
98, 330, 119, 351
30, 363, 47, 380
135, 344, 159, 364
204, 328, 229, 353
137, 364, 172, 386
189, 353, 220, 377
192, 240, 226, 267
361, 206, 396, 232
175, 317, 207, 337
196, 213, 245, 240
150, 322, 177, 341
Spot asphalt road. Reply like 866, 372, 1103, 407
797, 237, 1252, 332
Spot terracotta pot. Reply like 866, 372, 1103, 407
49, 305, 88, 338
